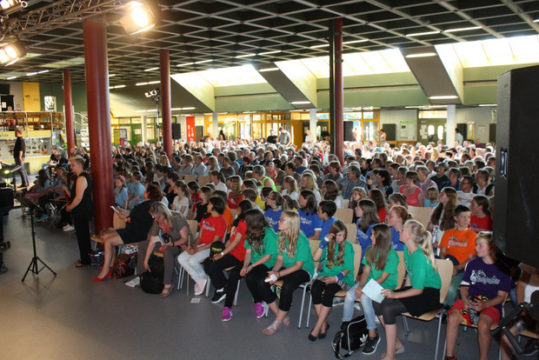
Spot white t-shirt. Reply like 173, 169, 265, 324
282, 189, 299, 201
212, 181, 228, 193
172, 196, 190, 218
457, 191, 475, 208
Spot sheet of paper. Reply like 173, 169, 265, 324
363, 279, 385, 303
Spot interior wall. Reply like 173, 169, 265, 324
455, 106, 495, 143
380, 109, 418, 141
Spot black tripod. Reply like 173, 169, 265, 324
20, 197, 56, 282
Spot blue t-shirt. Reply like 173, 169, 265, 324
129, 182, 146, 209
390, 227, 403, 251
298, 209, 322, 238
265, 208, 282, 232
461, 257, 512, 312
357, 222, 375, 258
114, 187, 128, 208
35, 179, 52, 193
319, 216, 338, 241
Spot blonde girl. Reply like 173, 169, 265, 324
262, 210, 315, 335
374, 220, 441, 360
300, 171, 321, 204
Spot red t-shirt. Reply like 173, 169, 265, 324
227, 194, 244, 209
228, 220, 247, 261
470, 215, 493, 233
378, 208, 387, 223
199, 215, 227, 245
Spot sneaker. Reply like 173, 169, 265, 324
63, 224, 75, 232
254, 302, 267, 318
125, 276, 140, 288
221, 307, 232, 322
362, 335, 381, 355
211, 289, 226, 304
194, 278, 207, 296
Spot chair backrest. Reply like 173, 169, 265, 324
113, 212, 126, 230
187, 219, 198, 241
183, 175, 197, 183
407, 205, 432, 228
345, 223, 357, 243
309, 239, 321, 255
343, 199, 350, 208
198, 176, 210, 187
335, 208, 354, 224
435, 258, 454, 304
396, 251, 406, 289
351, 243, 362, 281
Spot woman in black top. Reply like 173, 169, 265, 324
66, 156, 93, 267
93, 183, 162, 281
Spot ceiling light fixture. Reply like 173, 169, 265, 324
478, 104, 497, 107
236, 53, 255, 58
109, 73, 116, 77
6, 76, 17, 80
258, 67, 280, 72
533, 19, 539, 23
195, 59, 212, 65
110, 85, 126, 89
120, 1, 156, 35
429, 95, 458, 100
291, 101, 311, 105
444, 26, 481, 33
259, 50, 281, 56
310, 43, 329, 49
406, 30, 440, 37
343, 39, 368, 45
405, 52, 437, 58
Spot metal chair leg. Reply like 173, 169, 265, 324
233, 279, 240, 306
402, 316, 410, 337
298, 285, 307, 328
434, 313, 443, 360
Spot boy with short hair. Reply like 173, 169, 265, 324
317, 200, 338, 240
439, 205, 477, 306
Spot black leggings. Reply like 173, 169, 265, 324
311, 279, 342, 307
373, 298, 407, 325
245, 264, 271, 304
204, 254, 242, 308
73, 216, 91, 265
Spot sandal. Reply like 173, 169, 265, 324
160, 285, 173, 297
283, 316, 290, 327
263, 320, 282, 335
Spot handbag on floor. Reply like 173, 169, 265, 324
331, 315, 369, 359
111, 253, 136, 279
140, 255, 164, 294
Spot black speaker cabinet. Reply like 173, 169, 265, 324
494, 65, 539, 268
172, 123, 181, 140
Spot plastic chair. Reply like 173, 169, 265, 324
401, 258, 454, 360
335, 208, 354, 224
407, 206, 433, 228
198, 176, 210, 187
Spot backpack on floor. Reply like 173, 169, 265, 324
331, 315, 369, 359
111, 253, 136, 279
140, 255, 164, 294
140, 271, 164, 294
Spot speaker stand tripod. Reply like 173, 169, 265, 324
21, 204, 56, 282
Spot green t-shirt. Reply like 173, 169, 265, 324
362, 247, 399, 290
319, 240, 355, 286
244, 227, 278, 268
258, 176, 277, 191
279, 232, 315, 276
403, 245, 441, 290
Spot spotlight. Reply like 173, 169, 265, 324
120, 1, 156, 35
144, 89, 160, 98
0, 41, 26, 65
0, 0, 27, 15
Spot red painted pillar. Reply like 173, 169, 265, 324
334, 18, 344, 165
83, 17, 113, 232
160, 49, 173, 157
63, 69, 75, 154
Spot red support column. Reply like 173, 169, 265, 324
63, 69, 75, 154
334, 18, 344, 165
160, 49, 173, 157
83, 17, 113, 233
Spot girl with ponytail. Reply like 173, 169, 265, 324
373, 219, 441, 360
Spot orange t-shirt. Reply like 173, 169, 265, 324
439, 228, 477, 265
222, 206, 234, 232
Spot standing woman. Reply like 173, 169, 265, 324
241, 209, 279, 319
66, 156, 93, 268
374, 220, 441, 360
309, 220, 354, 340
263, 210, 315, 335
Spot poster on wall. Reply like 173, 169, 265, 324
186, 116, 195, 142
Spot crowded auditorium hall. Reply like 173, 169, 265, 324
0, 1, 538, 359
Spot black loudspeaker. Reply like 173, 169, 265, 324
344, 121, 354, 141
494, 65, 539, 268
172, 123, 181, 140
